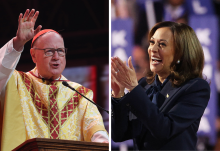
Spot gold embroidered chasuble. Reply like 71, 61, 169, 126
1, 69, 106, 151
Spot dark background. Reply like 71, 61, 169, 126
0, 0, 109, 69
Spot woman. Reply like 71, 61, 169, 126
111, 21, 210, 150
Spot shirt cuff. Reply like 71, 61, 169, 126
91, 130, 109, 143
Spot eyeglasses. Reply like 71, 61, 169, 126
32, 48, 67, 56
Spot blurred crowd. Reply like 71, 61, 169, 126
112, 0, 189, 81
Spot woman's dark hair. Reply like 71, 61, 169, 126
147, 21, 204, 86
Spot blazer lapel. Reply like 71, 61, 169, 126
159, 81, 182, 112
139, 77, 182, 112
144, 83, 153, 90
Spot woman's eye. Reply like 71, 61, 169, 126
159, 43, 166, 47
149, 40, 154, 44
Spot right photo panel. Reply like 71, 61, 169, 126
111, 0, 220, 150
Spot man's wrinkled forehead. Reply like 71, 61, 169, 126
31, 29, 61, 48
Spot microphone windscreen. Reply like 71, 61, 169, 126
62, 81, 69, 87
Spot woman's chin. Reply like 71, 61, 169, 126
150, 67, 161, 74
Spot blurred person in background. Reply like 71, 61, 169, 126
132, 45, 149, 81
164, 0, 187, 23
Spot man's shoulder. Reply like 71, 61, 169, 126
12, 70, 28, 80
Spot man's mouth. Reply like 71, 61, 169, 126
51, 64, 59, 68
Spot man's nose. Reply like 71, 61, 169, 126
52, 51, 59, 60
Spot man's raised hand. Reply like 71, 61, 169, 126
13, 9, 42, 51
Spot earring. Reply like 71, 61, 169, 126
177, 60, 180, 64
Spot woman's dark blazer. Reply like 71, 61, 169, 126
111, 77, 210, 150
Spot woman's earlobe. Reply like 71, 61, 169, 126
177, 60, 180, 64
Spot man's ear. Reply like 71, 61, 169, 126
30, 48, 37, 63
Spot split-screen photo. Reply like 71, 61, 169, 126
0, 0, 219, 150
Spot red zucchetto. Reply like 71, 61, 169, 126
31, 29, 59, 48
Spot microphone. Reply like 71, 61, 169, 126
62, 81, 109, 114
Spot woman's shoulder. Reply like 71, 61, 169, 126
181, 77, 210, 93
175, 78, 211, 107
183, 77, 209, 86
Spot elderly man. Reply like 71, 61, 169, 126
0, 9, 108, 151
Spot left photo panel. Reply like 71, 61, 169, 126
0, 0, 109, 150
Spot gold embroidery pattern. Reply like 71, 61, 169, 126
48, 84, 59, 139
60, 86, 89, 126
18, 71, 49, 125
18, 72, 92, 139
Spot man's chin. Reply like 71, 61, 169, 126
45, 71, 62, 80
42, 68, 64, 80
51, 73, 62, 80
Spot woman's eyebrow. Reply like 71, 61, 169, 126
159, 39, 168, 43
151, 37, 168, 43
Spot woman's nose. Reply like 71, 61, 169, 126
150, 44, 158, 52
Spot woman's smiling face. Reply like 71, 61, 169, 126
148, 27, 175, 78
